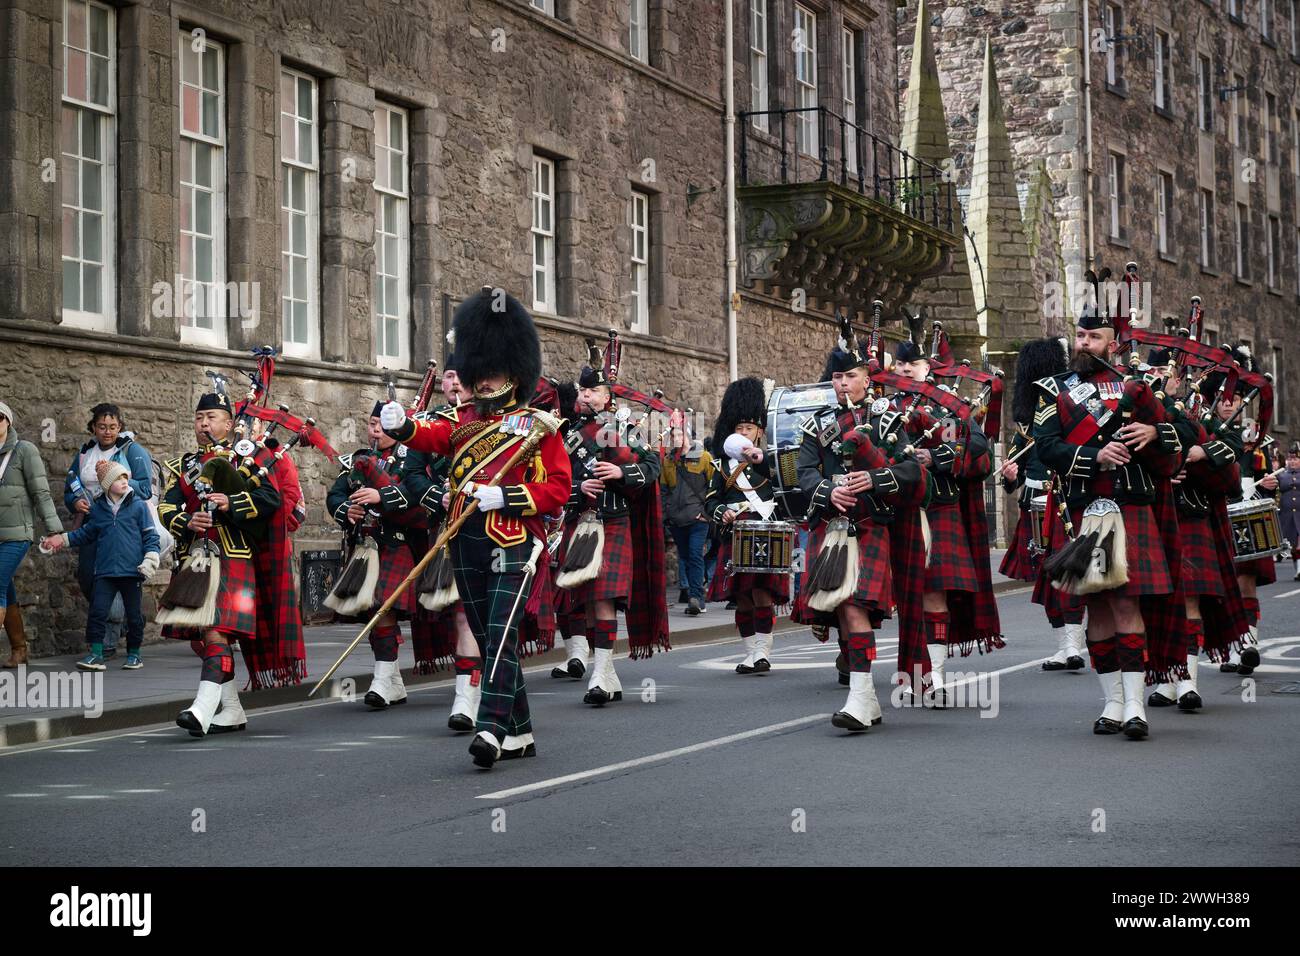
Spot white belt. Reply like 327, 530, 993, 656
1024, 477, 1045, 490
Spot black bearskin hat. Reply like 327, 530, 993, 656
1011, 337, 1068, 425
450, 286, 542, 403
714, 377, 768, 442
1199, 345, 1255, 401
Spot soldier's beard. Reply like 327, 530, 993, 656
472, 391, 515, 418
1069, 350, 1106, 376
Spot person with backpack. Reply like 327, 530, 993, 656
661, 426, 715, 616
63, 403, 155, 660
43, 460, 159, 670
1, 400, 64, 668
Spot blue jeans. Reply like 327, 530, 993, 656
670, 522, 709, 602
77, 539, 122, 650
88, 577, 144, 652
0, 540, 31, 609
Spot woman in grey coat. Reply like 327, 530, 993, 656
0, 400, 64, 667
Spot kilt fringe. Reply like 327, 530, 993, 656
805, 519, 858, 613
325, 542, 380, 616
242, 655, 308, 690
417, 546, 459, 612
555, 512, 604, 589
156, 551, 222, 628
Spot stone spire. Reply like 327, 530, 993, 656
967, 37, 1040, 350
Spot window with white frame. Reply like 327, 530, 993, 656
531, 155, 555, 313
1232, 74, 1248, 150
530, 0, 555, 15
1104, 3, 1123, 88
61, 0, 115, 331
1272, 346, 1286, 426
629, 190, 649, 333
1294, 109, 1300, 179
1107, 152, 1126, 240
1199, 189, 1214, 268
1266, 92, 1279, 164
1263, 0, 1274, 40
1154, 29, 1171, 111
280, 69, 318, 359
750, 0, 768, 132
629, 0, 648, 62
1268, 215, 1281, 287
1292, 0, 1299, 56
1235, 202, 1250, 279
1228, 0, 1241, 19
1197, 55, 1213, 132
794, 4, 818, 156
374, 103, 409, 370
178, 32, 226, 347
842, 27, 859, 174
1156, 171, 1173, 255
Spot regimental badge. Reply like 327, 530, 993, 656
870, 397, 889, 416
234, 439, 256, 458
816, 410, 839, 448
1068, 380, 1097, 405
503, 412, 533, 436
396, 444, 407, 458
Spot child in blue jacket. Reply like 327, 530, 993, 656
44, 460, 160, 670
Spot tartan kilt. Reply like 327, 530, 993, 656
1238, 555, 1277, 585
1066, 502, 1172, 597
411, 604, 458, 674
562, 515, 633, 606
707, 531, 792, 604
791, 519, 892, 623
375, 542, 418, 616
998, 508, 1041, 582
924, 502, 980, 592
1179, 512, 1227, 598
162, 554, 258, 640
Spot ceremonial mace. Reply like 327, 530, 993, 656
308, 410, 561, 697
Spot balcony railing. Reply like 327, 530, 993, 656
739, 105, 954, 232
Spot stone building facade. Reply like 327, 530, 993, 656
1, 0, 920, 652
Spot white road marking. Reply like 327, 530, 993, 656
334, 742, 369, 746
55, 749, 96, 753
250, 734, 287, 739
66, 794, 113, 799
476, 714, 831, 801
41, 784, 86, 788
115, 789, 164, 794
6, 793, 49, 798
1273, 587, 1300, 599
314, 748, 347, 753
366, 735, 406, 740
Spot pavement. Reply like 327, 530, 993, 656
0, 551, 1022, 748
0, 572, 1297, 866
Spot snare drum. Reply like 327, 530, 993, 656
730, 519, 797, 575
1227, 497, 1286, 563
1027, 495, 1049, 556
766, 383, 839, 521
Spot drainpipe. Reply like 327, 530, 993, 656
725, 0, 739, 382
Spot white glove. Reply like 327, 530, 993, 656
379, 401, 406, 431
137, 551, 160, 578
723, 433, 754, 461
471, 484, 505, 511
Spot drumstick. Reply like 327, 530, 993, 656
985, 437, 1036, 482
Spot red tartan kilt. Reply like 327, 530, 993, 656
561, 515, 633, 605
791, 519, 892, 623
707, 532, 792, 604
925, 502, 980, 592
1179, 512, 1227, 597
1066, 502, 1172, 596
1237, 555, 1277, 585
999, 508, 1041, 582
412, 604, 459, 670
375, 543, 418, 616
162, 554, 258, 640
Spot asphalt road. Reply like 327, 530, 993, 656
2, 581, 1298, 866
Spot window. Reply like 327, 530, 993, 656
794, 4, 818, 156
1231, 74, 1248, 150
842, 27, 858, 174
1107, 152, 1126, 240
531, 156, 555, 313
280, 69, 318, 359
374, 103, 409, 370
1199, 189, 1215, 268
1294, 109, 1300, 179
1154, 29, 1171, 111
1228, 0, 1241, 19
750, 0, 768, 131
1292, 0, 1299, 56
1104, 3, 1124, 88
61, 0, 115, 331
1156, 171, 1173, 255
1267, 215, 1281, 288
530, 0, 554, 15
178, 32, 226, 348
629, 191, 649, 333
629, 0, 648, 62
1197, 55, 1213, 131
1272, 346, 1287, 426
1266, 92, 1279, 164
1235, 202, 1250, 279
1262, 0, 1274, 40
1296, 227, 1300, 294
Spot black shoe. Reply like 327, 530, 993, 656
735, 661, 756, 674
677, 589, 689, 605
838, 670, 849, 686
831, 711, 871, 733
551, 657, 586, 679
550, 664, 570, 678
1093, 717, 1122, 735
1147, 690, 1176, 707
584, 686, 611, 707
1177, 691, 1203, 712
500, 742, 537, 760
1041, 659, 1067, 671
447, 713, 474, 733
725, 600, 737, 610
753, 657, 771, 673
176, 711, 205, 738
1238, 647, 1260, 675
468, 734, 501, 769
1220, 661, 1239, 673
835, 652, 850, 686
685, 597, 701, 616
1122, 717, 1149, 740
1065, 655, 1086, 670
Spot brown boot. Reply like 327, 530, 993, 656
2, 604, 29, 668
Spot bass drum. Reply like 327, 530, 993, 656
765, 382, 839, 522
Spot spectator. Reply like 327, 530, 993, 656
43, 460, 159, 671
661, 429, 715, 615
64, 403, 153, 659
0, 400, 64, 668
